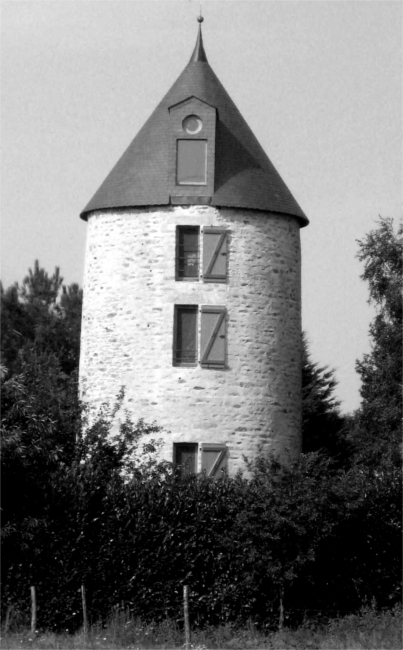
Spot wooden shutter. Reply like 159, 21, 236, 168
201, 444, 227, 478
200, 306, 226, 367
202, 228, 228, 281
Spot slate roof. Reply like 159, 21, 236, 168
81, 25, 308, 226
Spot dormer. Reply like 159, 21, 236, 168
80, 19, 308, 226
168, 97, 216, 205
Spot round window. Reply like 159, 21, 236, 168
183, 115, 203, 134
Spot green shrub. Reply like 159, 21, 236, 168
1, 403, 401, 631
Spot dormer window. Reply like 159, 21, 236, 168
168, 98, 216, 201
177, 140, 207, 185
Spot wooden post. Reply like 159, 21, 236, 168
81, 584, 88, 636
4, 605, 12, 634
183, 585, 190, 650
30, 586, 37, 635
278, 581, 284, 631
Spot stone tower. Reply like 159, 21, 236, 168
79, 20, 308, 477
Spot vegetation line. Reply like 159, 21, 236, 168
1, 218, 401, 635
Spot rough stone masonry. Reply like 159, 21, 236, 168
79, 205, 302, 475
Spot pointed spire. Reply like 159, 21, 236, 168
81, 11, 308, 225
189, 14, 208, 63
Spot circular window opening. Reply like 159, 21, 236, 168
183, 115, 203, 134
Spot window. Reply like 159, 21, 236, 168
173, 305, 227, 368
183, 115, 203, 134
201, 444, 228, 478
176, 227, 228, 282
176, 226, 199, 280
173, 305, 198, 366
173, 443, 228, 478
174, 443, 198, 478
177, 140, 207, 185
168, 101, 215, 199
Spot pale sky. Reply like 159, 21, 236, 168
1, 0, 402, 413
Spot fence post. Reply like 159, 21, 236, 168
81, 584, 88, 637
4, 604, 12, 634
183, 585, 190, 650
279, 581, 285, 631
30, 586, 37, 635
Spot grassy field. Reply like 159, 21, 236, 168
1, 606, 401, 649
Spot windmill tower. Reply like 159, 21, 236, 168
79, 18, 308, 477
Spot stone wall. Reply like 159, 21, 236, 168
79, 205, 302, 475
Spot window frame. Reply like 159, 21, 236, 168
175, 226, 200, 281
175, 226, 229, 283
173, 305, 198, 367
172, 305, 227, 368
173, 443, 198, 478
172, 443, 228, 479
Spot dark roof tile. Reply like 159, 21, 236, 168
81, 29, 308, 226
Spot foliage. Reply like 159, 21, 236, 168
1, 260, 82, 376
351, 218, 402, 466
301, 334, 347, 460
2, 404, 401, 632
1, 242, 402, 635
1, 260, 82, 620
0, 365, 80, 622
1, 262, 82, 605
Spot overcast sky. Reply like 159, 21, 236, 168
1, 0, 402, 413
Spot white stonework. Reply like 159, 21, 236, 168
79, 205, 302, 475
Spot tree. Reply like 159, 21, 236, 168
1, 282, 31, 376
1, 358, 80, 533
1, 260, 82, 376
352, 218, 402, 465
301, 333, 347, 459
1, 263, 83, 613
1, 262, 83, 480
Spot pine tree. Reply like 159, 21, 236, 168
1, 260, 82, 375
1, 263, 82, 533
301, 333, 347, 459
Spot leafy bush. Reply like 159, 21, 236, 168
1, 240, 401, 632
2, 405, 401, 631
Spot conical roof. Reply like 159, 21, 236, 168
81, 24, 308, 226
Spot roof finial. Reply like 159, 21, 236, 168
190, 9, 208, 63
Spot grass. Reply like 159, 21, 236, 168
1, 606, 401, 649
